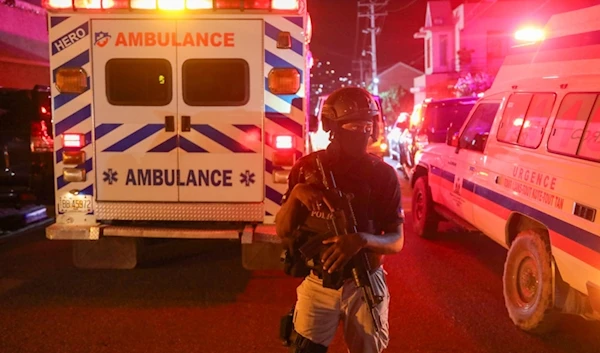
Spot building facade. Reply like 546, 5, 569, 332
411, 0, 547, 106
0, 0, 49, 89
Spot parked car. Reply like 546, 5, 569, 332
397, 97, 478, 178
0, 85, 54, 206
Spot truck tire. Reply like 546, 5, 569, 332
412, 176, 439, 239
503, 229, 558, 334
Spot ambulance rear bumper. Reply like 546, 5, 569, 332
46, 223, 246, 240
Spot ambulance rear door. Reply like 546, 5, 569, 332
92, 19, 178, 202
92, 19, 264, 203
176, 20, 264, 202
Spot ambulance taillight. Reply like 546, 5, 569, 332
61, 133, 87, 183
272, 135, 295, 183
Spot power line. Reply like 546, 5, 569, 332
386, 0, 418, 13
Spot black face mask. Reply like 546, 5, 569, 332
331, 128, 370, 159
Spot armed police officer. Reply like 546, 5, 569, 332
275, 87, 404, 353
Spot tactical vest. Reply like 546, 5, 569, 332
288, 150, 383, 285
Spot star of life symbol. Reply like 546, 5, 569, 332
240, 170, 255, 186
103, 169, 118, 185
94, 31, 111, 47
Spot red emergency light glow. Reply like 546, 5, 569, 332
515, 27, 545, 42
44, 0, 300, 10
275, 135, 294, 149
63, 133, 85, 148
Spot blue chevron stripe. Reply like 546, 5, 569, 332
180, 136, 208, 153
284, 16, 303, 27
95, 123, 122, 140
264, 22, 303, 56
55, 130, 92, 163
191, 125, 255, 153
148, 135, 178, 153
52, 22, 89, 55
265, 106, 303, 137
54, 77, 90, 110
79, 184, 94, 196
52, 50, 90, 79
103, 124, 164, 152
265, 50, 303, 80
233, 124, 262, 141
55, 104, 91, 136
56, 158, 93, 189
292, 97, 303, 111
50, 16, 70, 28
266, 185, 283, 205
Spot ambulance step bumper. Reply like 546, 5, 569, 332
46, 224, 102, 240
46, 224, 242, 240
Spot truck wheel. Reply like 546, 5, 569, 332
503, 229, 558, 333
412, 176, 439, 239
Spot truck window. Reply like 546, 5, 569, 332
548, 93, 597, 158
497, 93, 532, 144
182, 59, 249, 106
459, 102, 500, 152
497, 93, 555, 148
577, 97, 600, 161
106, 59, 172, 106
517, 93, 555, 148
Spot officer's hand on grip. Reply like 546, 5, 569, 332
291, 183, 331, 212
321, 233, 367, 273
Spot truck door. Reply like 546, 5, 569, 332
92, 19, 178, 202
176, 20, 264, 202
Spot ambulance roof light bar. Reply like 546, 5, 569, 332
42, 0, 301, 11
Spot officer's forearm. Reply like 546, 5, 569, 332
275, 197, 303, 239
359, 225, 404, 254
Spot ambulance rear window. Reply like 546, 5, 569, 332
106, 59, 172, 106
182, 59, 249, 106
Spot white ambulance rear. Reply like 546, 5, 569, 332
43, 0, 311, 269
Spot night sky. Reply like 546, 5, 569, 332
24, 0, 600, 75
307, 0, 600, 76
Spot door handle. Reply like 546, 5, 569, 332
165, 116, 175, 132
181, 115, 191, 132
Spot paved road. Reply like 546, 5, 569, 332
1, 163, 599, 353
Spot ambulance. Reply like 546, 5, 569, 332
42, 0, 312, 269
411, 4, 600, 333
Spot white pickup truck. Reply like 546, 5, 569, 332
410, 4, 600, 334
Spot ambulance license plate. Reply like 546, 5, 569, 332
59, 195, 93, 213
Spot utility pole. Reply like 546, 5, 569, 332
358, 0, 388, 95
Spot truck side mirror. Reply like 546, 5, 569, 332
446, 124, 459, 147
449, 133, 459, 147
308, 114, 318, 133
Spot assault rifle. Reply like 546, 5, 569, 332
298, 154, 384, 333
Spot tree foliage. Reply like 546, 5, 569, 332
378, 85, 413, 126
